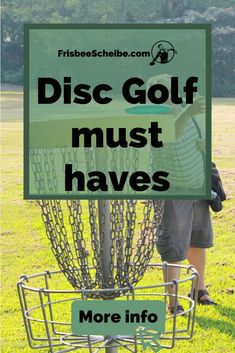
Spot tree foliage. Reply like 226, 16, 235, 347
160, 6, 235, 97
1, 0, 235, 96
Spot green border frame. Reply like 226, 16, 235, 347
24, 23, 211, 200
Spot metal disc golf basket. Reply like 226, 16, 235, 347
18, 140, 199, 352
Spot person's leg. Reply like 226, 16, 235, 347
189, 201, 214, 303
156, 200, 194, 311
164, 261, 182, 308
187, 247, 209, 299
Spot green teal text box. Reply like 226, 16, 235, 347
71, 300, 165, 336
24, 24, 211, 199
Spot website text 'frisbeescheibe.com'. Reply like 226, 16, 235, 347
58, 49, 151, 58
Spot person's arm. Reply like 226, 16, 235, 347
175, 96, 205, 139
154, 51, 161, 60
167, 48, 177, 54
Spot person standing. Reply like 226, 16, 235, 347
147, 74, 216, 314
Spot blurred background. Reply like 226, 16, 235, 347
1, 0, 235, 97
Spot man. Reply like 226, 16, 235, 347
147, 74, 216, 314
150, 43, 177, 65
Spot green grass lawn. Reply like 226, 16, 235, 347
1, 93, 235, 353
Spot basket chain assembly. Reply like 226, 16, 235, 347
30, 147, 164, 294
18, 145, 198, 353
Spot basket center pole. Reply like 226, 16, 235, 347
96, 140, 118, 353
98, 200, 118, 353
98, 200, 114, 288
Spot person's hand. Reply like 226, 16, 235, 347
186, 96, 205, 116
196, 138, 205, 152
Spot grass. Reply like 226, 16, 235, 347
1, 94, 235, 353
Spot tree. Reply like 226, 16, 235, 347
158, 6, 235, 97
1, 1, 235, 96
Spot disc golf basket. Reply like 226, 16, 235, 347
18, 117, 198, 353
